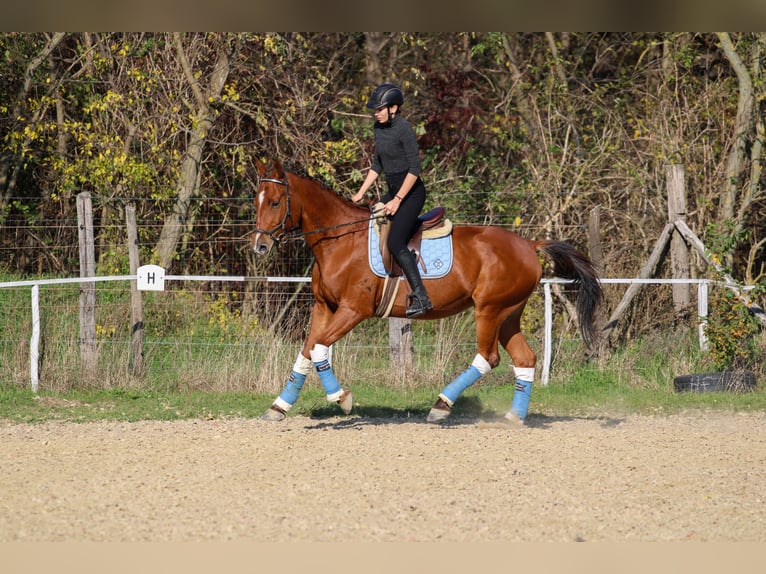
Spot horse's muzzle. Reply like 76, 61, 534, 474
252, 233, 273, 256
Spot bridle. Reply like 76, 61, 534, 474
253, 177, 293, 244
253, 174, 387, 245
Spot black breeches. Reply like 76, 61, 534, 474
384, 174, 426, 257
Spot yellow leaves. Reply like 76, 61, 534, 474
96, 323, 117, 338
223, 83, 240, 102
263, 34, 285, 56
22, 124, 41, 140
322, 139, 358, 165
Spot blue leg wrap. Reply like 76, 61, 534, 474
277, 371, 307, 407
314, 360, 342, 397
440, 365, 482, 405
510, 379, 533, 420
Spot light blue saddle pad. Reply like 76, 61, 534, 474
367, 218, 453, 279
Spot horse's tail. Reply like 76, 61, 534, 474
535, 240, 603, 348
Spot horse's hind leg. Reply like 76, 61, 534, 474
426, 310, 500, 423
426, 353, 493, 423
499, 306, 536, 424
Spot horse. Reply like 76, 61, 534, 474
251, 159, 602, 424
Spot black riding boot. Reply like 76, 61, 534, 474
397, 249, 433, 318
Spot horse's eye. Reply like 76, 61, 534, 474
270, 200, 280, 208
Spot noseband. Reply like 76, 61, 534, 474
254, 177, 293, 244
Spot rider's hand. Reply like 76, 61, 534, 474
384, 197, 399, 216
351, 191, 365, 203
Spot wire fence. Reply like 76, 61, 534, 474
0, 194, 732, 394
1, 272, 716, 393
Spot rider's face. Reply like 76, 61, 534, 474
374, 104, 397, 122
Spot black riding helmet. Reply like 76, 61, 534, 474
366, 83, 404, 110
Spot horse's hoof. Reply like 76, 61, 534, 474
261, 404, 286, 422
426, 398, 451, 423
337, 390, 354, 415
503, 409, 524, 427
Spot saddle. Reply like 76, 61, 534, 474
373, 203, 453, 277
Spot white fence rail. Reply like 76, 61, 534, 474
2, 273, 719, 391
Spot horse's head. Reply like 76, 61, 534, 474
252, 160, 293, 256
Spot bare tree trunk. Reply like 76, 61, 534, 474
736, 35, 766, 232
716, 33, 754, 231
155, 33, 236, 270
364, 32, 388, 86
500, 33, 544, 151
545, 32, 567, 84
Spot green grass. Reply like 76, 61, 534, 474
2, 372, 765, 424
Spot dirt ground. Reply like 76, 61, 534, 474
2, 410, 765, 542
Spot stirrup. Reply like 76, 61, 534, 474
406, 293, 432, 319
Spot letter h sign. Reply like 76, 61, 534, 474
137, 264, 166, 291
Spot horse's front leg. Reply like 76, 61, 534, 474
262, 302, 365, 421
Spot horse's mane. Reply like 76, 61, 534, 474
285, 165, 361, 205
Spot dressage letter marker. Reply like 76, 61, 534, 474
137, 264, 166, 291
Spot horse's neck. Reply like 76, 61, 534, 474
293, 183, 368, 244
301, 197, 359, 230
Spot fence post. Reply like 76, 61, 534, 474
126, 204, 144, 376
698, 281, 709, 351
389, 317, 414, 374
666, 164, 691, 314
30, 284, 40, 392
76, 192, 97, 375
541, 281, 553, 386
588, 205, 610, 358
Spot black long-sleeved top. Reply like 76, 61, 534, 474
371, 115, 422, 178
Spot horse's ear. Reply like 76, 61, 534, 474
255, 159, 268, 177
273, 159, 284, 177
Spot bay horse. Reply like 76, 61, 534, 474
252, 160, 602, 424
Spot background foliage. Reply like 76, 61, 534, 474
1, 32, 765, 384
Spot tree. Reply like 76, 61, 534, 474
715, 32, 766, 273
0, 32, 65, 225
154, 33, 239, 271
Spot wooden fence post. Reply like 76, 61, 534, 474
77, 192, 97, 375
587, 205, 610, 357
126, 204, 144, 376
389, 317, 414, 374
666, 164, 691, 314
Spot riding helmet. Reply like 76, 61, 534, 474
366, 83, 404, 110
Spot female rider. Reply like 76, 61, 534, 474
351, 83, 432, 318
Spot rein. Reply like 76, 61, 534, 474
255, 176, 385, 243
